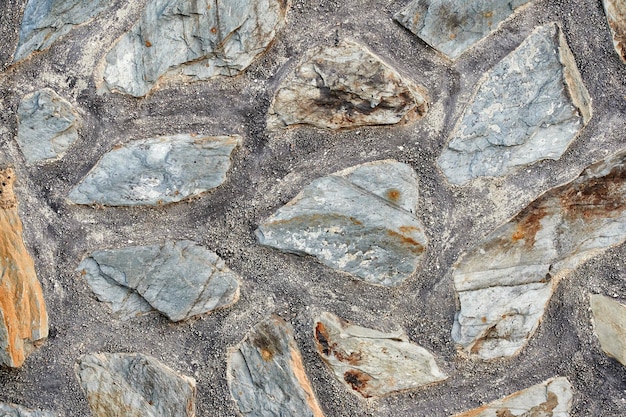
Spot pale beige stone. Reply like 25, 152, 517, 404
590, 294, 626, 366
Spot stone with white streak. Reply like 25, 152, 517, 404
603, 0, 626, 62
590, 293, 626, 367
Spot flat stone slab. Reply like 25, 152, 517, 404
101, 0, 289, 97
603, 0, 626, 62
452, 148, 626, 359
17, 88, 81, 164
68, 134, 241, 206
267, 40, 428, 130
590, 294, 626, 367
451, 377, 573, 416
314, 312, 447, 398
77, 240, 240, 322
438, 23, 592, 184
0, 403, 55, 417
75, 352, 196, 417
256, 160, 427, 287
395, 0, 532, 60
228, 315, 325, 417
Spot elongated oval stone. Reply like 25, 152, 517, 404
0, 403, 55, 417
590, 294, 626, 367
603, 0, 626, 62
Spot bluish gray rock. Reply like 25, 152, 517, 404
0, 403, 55, 417
68, 134, 241, 206
256, 160, 427, 287
438, 23, 592, 184
603, 0, 626, 62
77, 240, 240, 322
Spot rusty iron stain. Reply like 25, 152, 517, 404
386, 229, 424, 254
510, 204, 547, 248
211, 27, 217, 34
343, 369, 372, 397
386, 188, 401, 202
314, 322, 332, 356
144, 40, 152, 47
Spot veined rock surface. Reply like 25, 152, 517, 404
590, 294, 626, 367
0, 403, 55, 417
603, 0, 626, 62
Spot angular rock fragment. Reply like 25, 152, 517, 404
314, 312, 447, 398
267, 40, 428, 130
77, 240, 240, 321
102, 0, 289, 97
395, 0, 532, 60
590, 294, 626, 367
0, 169, 48, 368
228, 315, 324, 417
75, 352, 196, 417
68, 134, 241, 206
14, 0, 108, 62
603, 0, 626, 62
438, 23, 592, 184
451, 377, 573, 417
256, 160, 427, 286
17, 88, 82, 164
452, 148, 626, 359
0, 403, 55, 417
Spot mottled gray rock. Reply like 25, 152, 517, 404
590, 294, 626, 367
101, 0, 289, 97
452, 148, 626, 359
256, 160, 427, 287
0, 403, 55, 417
77, 240, 240, 321
267, 40, 428, 130
228, 315, 325, 417
75, 352, 196, 417
451, 377, 572, 417
314, 312, 447, 398
395, 0, 532, 60
16, 88, 81, 164
14, 0, 108, 62
68, 134, 241, 206
603, 0, 626, 62
438, 23, 592, 184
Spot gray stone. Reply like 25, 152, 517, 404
267, 40, 428, 130
438, 23, 592, 184
75, 352, 196, 417
16, 88, 81, 164
256, 160, 427, 287
590, 294, 626, 367
603, 0, 626, 62
68, 134, 241, 206
450, 377, 572, 417
77, 240, 240, 322
314, 312, 447, 398
394, 0, 532, 60
0, 403, 55, 417
452, 148, 626, 359
228, 315, 325, 417
101, 0, 289, 97
14, 0, 108, 62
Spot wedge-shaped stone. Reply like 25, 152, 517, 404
0, 169, 48, 368
452, 148, 626, 359
102, 0, 289, 97
451, 377, 573, 417
603, 0, 626, 62
267, 40, 428, 130
0, 403, 55, 417
228, 315, 324, 417
590, 294, 626, 367
438, 23, 592, 184
256, 160, 426, 287
77, 240, 240, 322
314, 312, 447, 398
395, 0, 532, 60
75, 352, 196, 417
68, 134, 241, 206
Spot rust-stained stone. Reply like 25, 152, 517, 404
590, 294, 626, 367
603, 0, 626, 62
0, 169, 48, 368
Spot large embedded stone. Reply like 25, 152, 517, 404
68, 134, 241, 206
17, 88, 81, 164
77, 240, 240, 322
590, 294, 626, 367
0, 403, 55, 417
0, 169, 48, 368
256, 160, 427, 287
438, 23, 592, 184
452, 148, 626, 360
75, 352, 196, 417
101, 0, 289, 97
313, 312, 447, 398
267, 40, 428, 130
228, 315, 325, 417
603, 0, 626, 62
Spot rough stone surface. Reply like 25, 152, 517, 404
16, 88, 81, 164
314, 312, 447, 398
77, 240, 240, 322
603, 0, 626, 62
452, 148, 626, 360
0, 403, 55, 417
75, 352, 196, 417
228, 315, 324, 417
101, 0, 289, 97
590, 294, 626, 367
256, 160, 427, 287
438, 23, 592, 184
68, 134, 241, 206
0, 169, 48, 368
451, 377, 573, 417
267, 40, 428, 130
